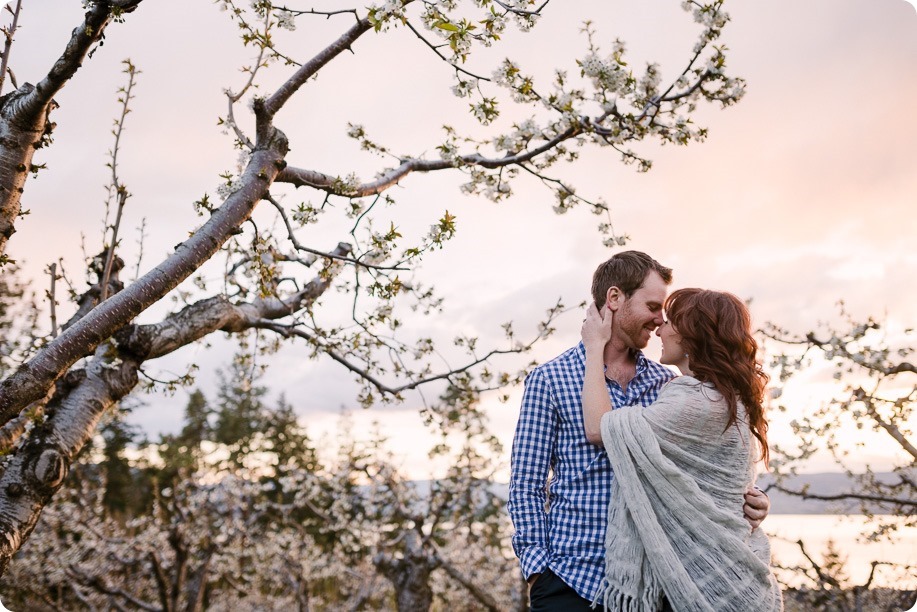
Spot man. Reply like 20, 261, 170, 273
508, 251, 770, 610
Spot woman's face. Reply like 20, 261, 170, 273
656, 318, 689, 371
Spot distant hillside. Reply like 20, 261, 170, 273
488, 472, 908, 515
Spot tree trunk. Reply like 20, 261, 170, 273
0, 343, 140, 575
375, 540, 438, 612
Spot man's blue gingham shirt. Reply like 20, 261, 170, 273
507, 342, 675, 602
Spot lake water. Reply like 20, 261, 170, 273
763, 515, 916, 589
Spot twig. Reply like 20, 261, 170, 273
274, 5, 360, 21
0, 0, 23, 96
47, 262, 58, 338
794, 539, 842, 589
134, 217, 146, 281
403, 20, 490, 82
137, 367, 196, 387
262, 15, 373, 118
68, 564, 160, 612
349, 193, 381, 236
223, 6, 269, 151
254, 319, 536, 397
56, 257, 77, 301
515, 161, 606, 212
773, 485, 917, 508
265, 194, 407, 271
100, 60, 139, 301
100, 190, 127, 302
108, 60, 138, 194
432, 550, 501, 611
631, 1, 729, 122
68, 580, 100, 612
276, 125, 580, 197
491, 0, 551, 17
862, 397, 917, 460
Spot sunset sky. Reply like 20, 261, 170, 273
6, 0, 916, 479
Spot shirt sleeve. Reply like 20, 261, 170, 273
507, 367, 556, 580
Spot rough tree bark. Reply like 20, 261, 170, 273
374, 532, 438, 612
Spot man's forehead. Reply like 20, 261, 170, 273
637, 272, 669, 299
634, 282, 667, 301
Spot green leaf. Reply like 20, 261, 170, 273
435, 21, 460, 32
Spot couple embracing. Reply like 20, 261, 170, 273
508, 251, 783, 612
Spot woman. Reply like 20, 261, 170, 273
581, 288, 782, 612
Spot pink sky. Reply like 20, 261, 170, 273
5, 0, 916, 476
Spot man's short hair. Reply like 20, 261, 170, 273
591, 251, 673, 308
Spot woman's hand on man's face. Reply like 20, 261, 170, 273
581, 302, 613, 350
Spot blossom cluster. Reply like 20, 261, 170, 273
275, 8, 296, 31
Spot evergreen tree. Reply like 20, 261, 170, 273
177, 389, 211, 451
212, 354, 268, 466
264, 395, 318, 473
151, 390, 213, 495
100, 416, 140, 516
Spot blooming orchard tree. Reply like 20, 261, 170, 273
0, 0, 746, 575
761, 309, 916, 609
4, 470, 377, 610
5, 380, 520, 611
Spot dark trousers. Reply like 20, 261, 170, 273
528, 568, 675, 611
528, 569, 602, 611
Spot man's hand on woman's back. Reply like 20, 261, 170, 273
743, 487, 770, 529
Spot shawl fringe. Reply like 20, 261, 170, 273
594, 582, 663, 611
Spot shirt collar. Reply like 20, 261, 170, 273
574, 341, 651, 374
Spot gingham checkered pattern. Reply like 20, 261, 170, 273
508, 342, 675, 602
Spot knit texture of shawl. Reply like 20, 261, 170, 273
597, 376, 783, 612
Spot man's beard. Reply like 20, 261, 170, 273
618, 310, 651, 350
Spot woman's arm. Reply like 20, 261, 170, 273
581, 303, 612, 445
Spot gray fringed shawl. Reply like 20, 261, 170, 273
597, 377, 782, 612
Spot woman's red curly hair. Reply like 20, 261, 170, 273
665, 288, 770, 463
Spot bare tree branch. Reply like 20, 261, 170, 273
862, 398, 917, 460
276, 125, 579, 196
68, 564, 160, 612
794, 539, 842, 589
262, 15, 373, 118
771, 485, 917, 509
403, 19, 490, 82
434, 551, 501, 611
265, 195, 404, 271
0, 1, 142, 258
0, 0, 24, 96
0, 134, 289, 429
254, 318, 535, 397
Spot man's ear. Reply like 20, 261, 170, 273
605, 286, 623, 312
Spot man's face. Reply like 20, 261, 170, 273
613, 272, 667, 350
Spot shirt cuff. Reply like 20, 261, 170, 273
519, 546, 550, 580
